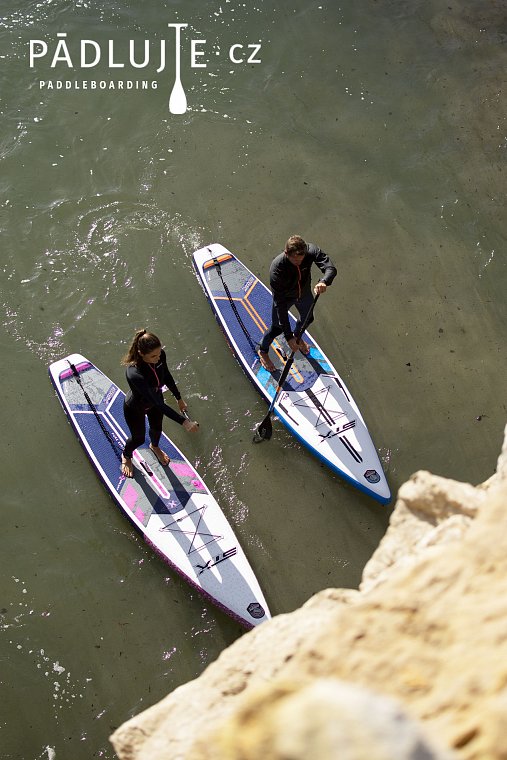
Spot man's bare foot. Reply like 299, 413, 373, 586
149, 445, 170, 466
121, 455, 134, 478
258, 350, 276, 371
183, 419, 199, 433
298, 338, 310, 355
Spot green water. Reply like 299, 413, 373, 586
1, 1, 506, 758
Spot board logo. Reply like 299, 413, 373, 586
364, 469, 381, 484
196, 547, 237, 575
247, 602, 265, 619
28, 24, 263, 115
242, 275, 255, 293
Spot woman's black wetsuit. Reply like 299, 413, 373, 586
122, 350, 186, 459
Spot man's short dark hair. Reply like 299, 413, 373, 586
285, 235, 307, 255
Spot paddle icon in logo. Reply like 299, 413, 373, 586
168, 23, 187, 115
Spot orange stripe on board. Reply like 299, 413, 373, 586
214, 294, 304, 384
215, 296, 267, 337
272, 340, 304, 383
203, 254, 233, 270
243, 295, 304, 383
241, 297, 268, 333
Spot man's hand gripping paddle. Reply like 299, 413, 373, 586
253, 294, 319, 443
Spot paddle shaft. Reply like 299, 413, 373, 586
264, 293, 320, 417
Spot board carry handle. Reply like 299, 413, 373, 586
203, 253, 233, 269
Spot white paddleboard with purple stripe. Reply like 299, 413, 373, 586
193, 244, 390, 505
48, 354, 270, 629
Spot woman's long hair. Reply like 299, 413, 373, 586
121, 330, 161, 366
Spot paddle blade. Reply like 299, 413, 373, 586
253, 415, 273, 443
169, 80, 187, 115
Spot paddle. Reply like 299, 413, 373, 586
181, 407, 199, 429
168, 24, 187, 115
253, 294, 320, 442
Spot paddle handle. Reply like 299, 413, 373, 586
181, 407, 200, 430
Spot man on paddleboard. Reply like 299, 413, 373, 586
258, 235, 337, 371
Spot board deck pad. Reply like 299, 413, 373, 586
49, 355, 270, 629
193, 244, 391, 504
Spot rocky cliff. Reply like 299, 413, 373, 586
110, 421, 507, 760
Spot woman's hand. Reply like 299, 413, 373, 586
178, 398, 188, 412
183, 418, 199, 433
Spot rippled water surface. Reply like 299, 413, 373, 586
1, 1, 506, 757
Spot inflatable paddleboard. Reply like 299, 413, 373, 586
48, 354, 270, 629
193, 244, 390, 505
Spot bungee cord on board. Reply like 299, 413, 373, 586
68, 361, 122, 460
210, 250, 259, 355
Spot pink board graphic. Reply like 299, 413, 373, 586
48, 353, 270, 629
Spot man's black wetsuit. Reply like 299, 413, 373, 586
123, 349, 186, 459
259, 244, 337, 352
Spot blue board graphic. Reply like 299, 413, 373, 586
193, 244, 391, 505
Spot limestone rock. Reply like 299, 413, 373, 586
110, 598, 356, 760
360, 470, 486, 593
193, 679, 457, 760
111, 422, 507, 760
483, 421, 507, 491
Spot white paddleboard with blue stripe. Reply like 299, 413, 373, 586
48, 354, 270, 629
193, 244, 390, 505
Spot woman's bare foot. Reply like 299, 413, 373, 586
149, 445, 171, 466
183, 419, 199, 433
121, 455, 134, 478
258, 350, 276, 371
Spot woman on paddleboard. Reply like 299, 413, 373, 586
258, 235, 337, 371
121, 330, 198, 478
